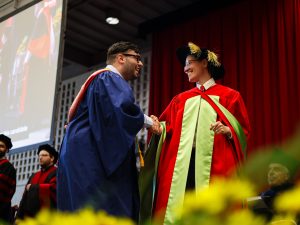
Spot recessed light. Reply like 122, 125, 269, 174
106, 16, 119, 25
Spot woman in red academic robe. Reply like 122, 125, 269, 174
140, 42, 251, 225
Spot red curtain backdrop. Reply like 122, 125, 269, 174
149, 0, 300, 153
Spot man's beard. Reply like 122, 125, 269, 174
40, 163, 52, 169
0, 151, 6, 158
40, 164, 48, 169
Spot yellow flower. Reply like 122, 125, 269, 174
181, 189, 226, 215
17, 208, 135, 225
274, 186, 300, 213
270, 214, 297, 224
226, 210, 266, 225
178, 178, 255, 217
217, 178, 255, 202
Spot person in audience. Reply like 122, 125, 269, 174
0, 134, 16, 224
259, 162, 294, 220
251, 149, 300, 222
16, 144, 57, 220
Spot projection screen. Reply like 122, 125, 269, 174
0, 0, 64, 150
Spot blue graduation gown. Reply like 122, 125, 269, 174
57, 70, 144, 222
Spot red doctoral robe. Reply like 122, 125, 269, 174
140, 84, 250, 225
16, 165, 57, 219
0, 159, 16, 222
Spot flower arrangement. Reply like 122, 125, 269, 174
16, 131, 300, 225
16, 208, 135, 225
15, 179, 300, 225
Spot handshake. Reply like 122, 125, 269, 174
148, 115, 162, 135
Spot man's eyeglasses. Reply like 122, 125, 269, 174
122, 53, 142, 62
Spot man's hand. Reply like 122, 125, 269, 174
210, 121, 232, 138
149, 115, 162, 135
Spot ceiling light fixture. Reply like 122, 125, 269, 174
105, 8, 120, 25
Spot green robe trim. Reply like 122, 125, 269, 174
138, 122, 166, 224
211, 98, 247, 156
164, 95, 217, 224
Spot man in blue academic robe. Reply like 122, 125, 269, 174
57, 41, 160, 222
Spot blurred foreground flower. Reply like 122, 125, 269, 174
168, 178, 262, 225
275, 185, 300, 213
17, 208, 135, 225
179, 178, 255, 217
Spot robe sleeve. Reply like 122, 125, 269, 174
37, 172, 56, 208
0, 161, 16, 202
225, 91, 251, 142
88, 71, 144, 176
159, 96, 180, 137
15, 175, 37, 219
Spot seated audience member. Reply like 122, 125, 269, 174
250, 160, 296, 221
261, 163, 293, 209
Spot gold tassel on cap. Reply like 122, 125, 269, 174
188, 42, 201, 55
207, 50, 221, 66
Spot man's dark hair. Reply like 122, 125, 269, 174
106, 41, 140, 64
0, 134, 13, 151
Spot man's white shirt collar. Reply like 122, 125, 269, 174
106, 65, 125, 79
